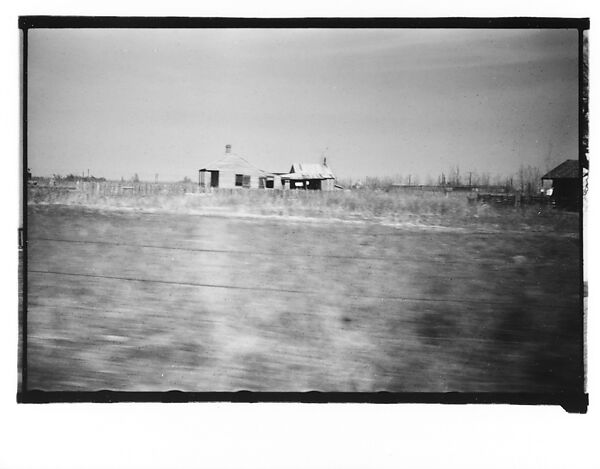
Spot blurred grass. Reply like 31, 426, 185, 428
25, 204, 582, 392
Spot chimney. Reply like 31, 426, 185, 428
225, 144, 232, 154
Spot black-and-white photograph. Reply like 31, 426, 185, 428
20, 20, 587, 401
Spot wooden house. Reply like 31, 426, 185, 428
279, 161, 336, 191
541, 160, 581, 209
199, 145, 278, 189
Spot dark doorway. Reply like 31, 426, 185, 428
210, 171, 219, 188
307, 179, 322, 190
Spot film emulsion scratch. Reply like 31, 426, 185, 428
19, 20, 588, 408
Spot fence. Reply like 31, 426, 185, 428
40, 181, 202, 196
473, 192, 551, 207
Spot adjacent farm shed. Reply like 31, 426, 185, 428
541, 159, 581, 209
199, 145, 277, 189
280, 161, 336, 191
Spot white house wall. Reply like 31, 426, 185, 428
202, 171, 287, 190
322, 179, 335, 191
213, 171, 261, 189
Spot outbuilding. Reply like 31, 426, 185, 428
199, 145, 277, 189
541, 159, 582, 209
279, 161, 336, 191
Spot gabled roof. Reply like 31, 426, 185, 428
200, 151, 269, 177
280, 163, 335, 180
541, 160, 580, 180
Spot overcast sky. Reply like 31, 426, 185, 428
27, 28, 579, 182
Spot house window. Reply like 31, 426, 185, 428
266, 177, 274, 189
242, 175, 251, 188
235, 174, 243, 187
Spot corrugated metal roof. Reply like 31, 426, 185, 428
200, 152, 269, 177
541, 160, 580, 180
281, 163, 335, 180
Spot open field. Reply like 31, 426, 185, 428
25, 190, 583, 392
28, 183, 576, 231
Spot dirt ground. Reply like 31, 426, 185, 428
25, 204, 583, 392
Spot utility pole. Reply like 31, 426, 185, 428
468, 172, 472, 187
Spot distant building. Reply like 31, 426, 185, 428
279, 161, 336, 191
541, 159, 581, 209
199, 146, 338, 191
199, 145, 278, 189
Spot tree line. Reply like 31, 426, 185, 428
339, 164, 547, 196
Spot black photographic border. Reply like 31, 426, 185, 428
17, 16, 590, 413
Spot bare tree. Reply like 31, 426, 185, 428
449, 165, 461, 186
516, 165, 542, 196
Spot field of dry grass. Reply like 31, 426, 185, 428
24, 186, 583, 392
27, 184, 576, 232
